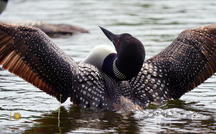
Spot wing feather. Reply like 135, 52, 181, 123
0, 22, 77, 102
149, 24, 216, 98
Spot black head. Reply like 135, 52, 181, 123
99, 26, 127, 53
100, 27, 145, 80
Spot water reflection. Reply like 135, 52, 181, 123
22, 106, 140, 134
21, 101, 216, 134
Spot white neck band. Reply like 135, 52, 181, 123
113, 59, 126, 80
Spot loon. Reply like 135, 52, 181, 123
0, 0, 88, 38
84, 27, 145, 80
1, 22, 216, 111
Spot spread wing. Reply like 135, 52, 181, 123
148, 24, 216, 99
0, 22, 79, 102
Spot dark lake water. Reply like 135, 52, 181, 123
1, 0, 216, 133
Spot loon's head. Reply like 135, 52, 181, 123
0, 0, 8, 15
100, 27, 145, 80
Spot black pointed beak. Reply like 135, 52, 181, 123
99, 26, 119, 44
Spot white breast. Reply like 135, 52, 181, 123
83, 45, 116, 70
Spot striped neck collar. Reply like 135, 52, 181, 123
113, 59, 126, 80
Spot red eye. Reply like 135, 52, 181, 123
116, 39, 120, 48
